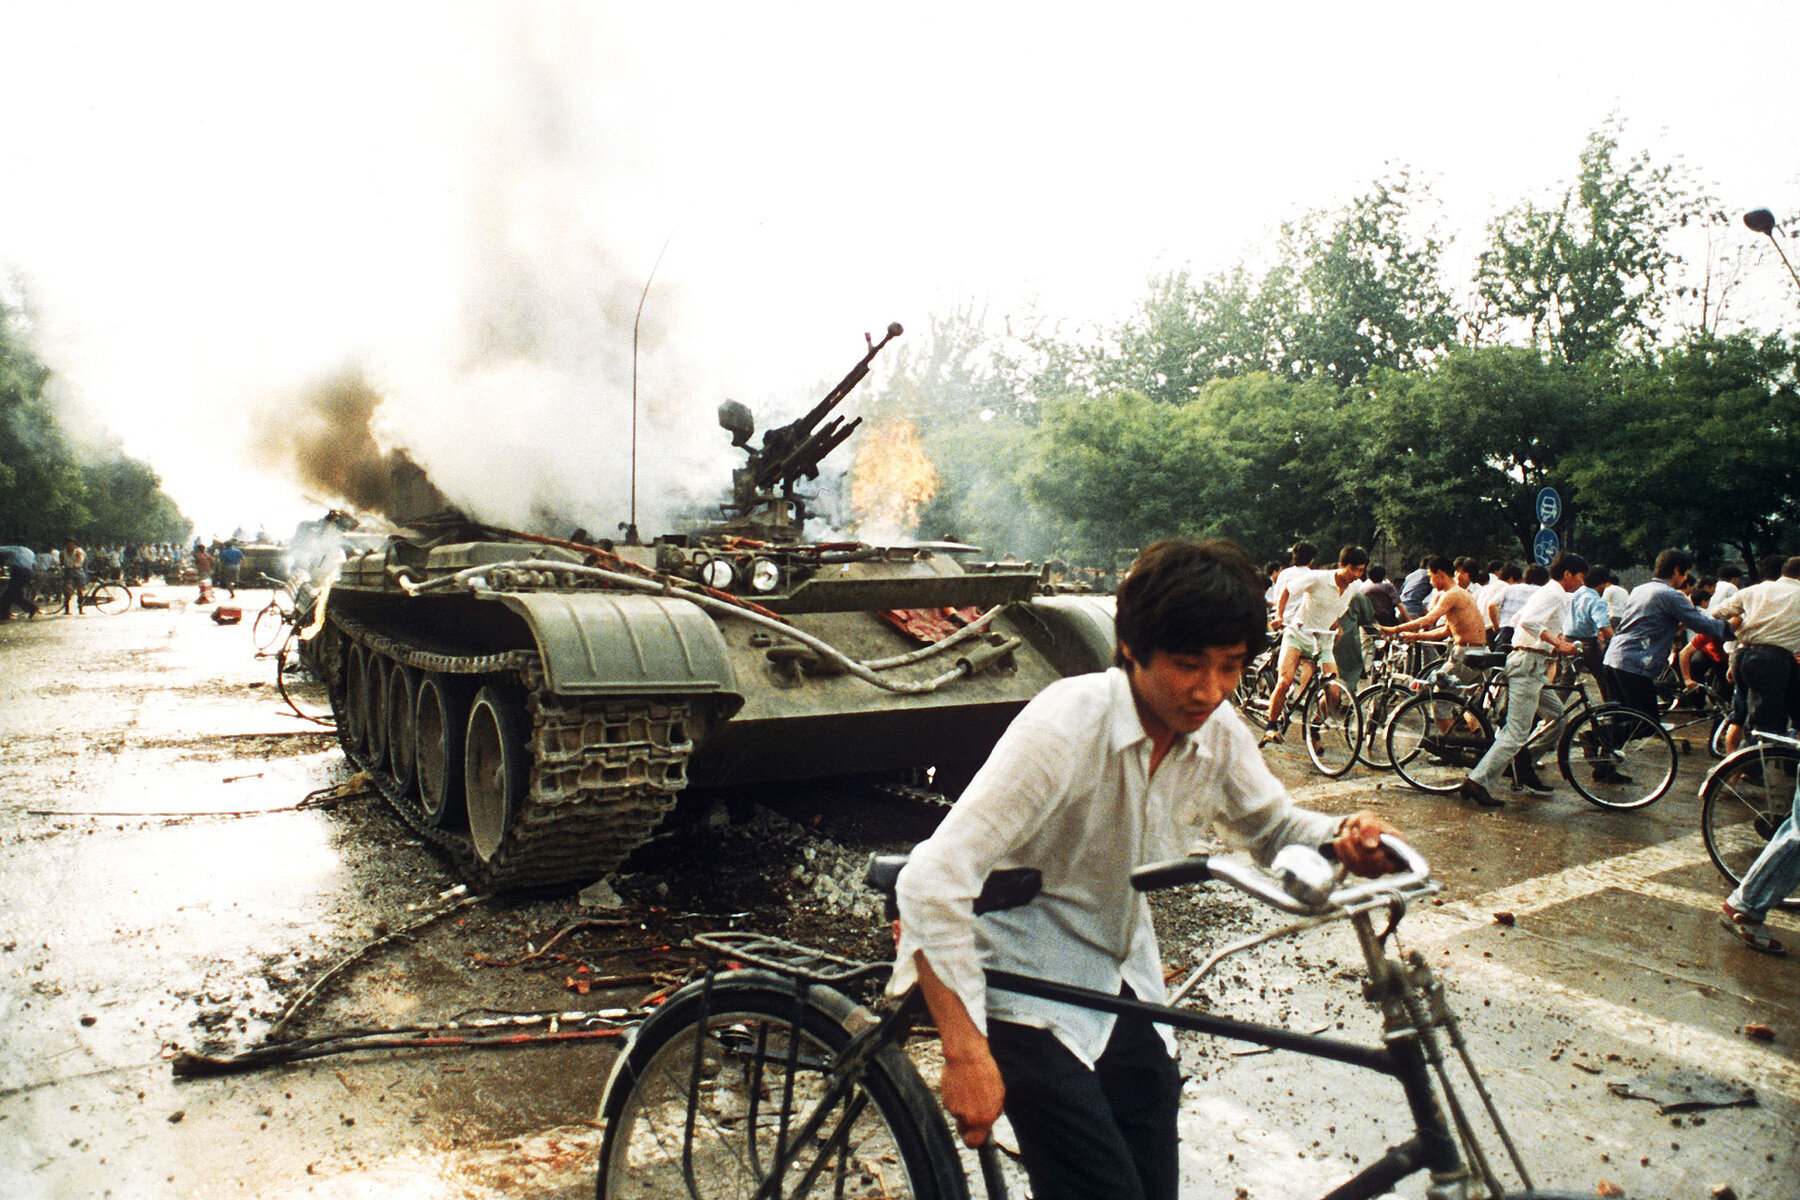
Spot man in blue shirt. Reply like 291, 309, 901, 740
1565, 573, 1614, 699
1602, 550, 1731, 718
1398, 555, 1434, 619
0, 545, 40, 619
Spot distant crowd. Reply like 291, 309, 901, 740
0, 536, 263, 619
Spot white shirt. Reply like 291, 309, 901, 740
892, 668, 1337, 1066
1284, 568, 1356, 634
1271, 565, 1312, 628
1475, 577, 1509, 628
1713, 577, 1800, 653
1602, 583, 1630, 622
1510, 583, 1571, 652
1707, 581, 1741, 615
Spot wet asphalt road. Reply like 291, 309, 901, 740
1, 595, 1795, 1200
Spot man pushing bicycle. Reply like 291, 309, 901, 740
893, 538, 1404, 1200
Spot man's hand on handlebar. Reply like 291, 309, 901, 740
1332, 811, 1405, 877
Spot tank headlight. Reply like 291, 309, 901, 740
700, 557, 739, 591
748, 557, 782, 594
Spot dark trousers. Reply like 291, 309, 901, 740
1604, 666, 1660, 721
1738, 644, 1800, 736
987, 1000, 1181, 1200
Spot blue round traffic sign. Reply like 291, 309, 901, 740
1533, 527, 1560, 566
1536, 486, 1562, 528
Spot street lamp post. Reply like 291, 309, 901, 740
1744, 208, 1800, 296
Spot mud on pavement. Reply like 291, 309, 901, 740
3, 598, 1797, 1199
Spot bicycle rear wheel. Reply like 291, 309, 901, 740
597, 971, 964, 1200
1556, 705, 1676, 810
1700, 744, 1800, 911
1387, 693, 1491, 794
1303, 677, 1362, 777
90, 582, 131, 615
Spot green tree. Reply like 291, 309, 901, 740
1476, 124, 1687, 364
0, 288, 191, 548
1346, 348, 1599, 558
1563, 333, 1800, 565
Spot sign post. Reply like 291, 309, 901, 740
1533, 486, 1562, 566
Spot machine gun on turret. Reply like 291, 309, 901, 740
715, 321, 903, 536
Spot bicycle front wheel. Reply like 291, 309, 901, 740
253, 603, 289, 652
91, 582, 131, 615
1387, 693, 1491, 794
1303, 677, 1362, 777
1354, 681, 1407, 771
1701, 743, 1800, 911
1556, 705, 1676, 810
597, 971, 965, 1200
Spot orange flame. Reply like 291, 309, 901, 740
849, 419, 938, 539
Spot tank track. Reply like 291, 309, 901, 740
323, 613, 693, 891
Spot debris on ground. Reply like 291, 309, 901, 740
1742, 1023, 1775, 1042
1606, 1068, 1758, 1114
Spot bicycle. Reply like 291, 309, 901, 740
32, 566, 133, 615
253, 574, 303, 655
1354, 635, 1426, 771
1259, 649, 1364, 778
594, 838, 1583, 1199
1385, 652, 1676, 809
1700, 728, 1800, 912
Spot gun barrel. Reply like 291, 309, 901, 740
787, 322, 904, 438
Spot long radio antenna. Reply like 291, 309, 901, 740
625, 233, 673, 545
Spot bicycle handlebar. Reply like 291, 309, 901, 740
1131, 834, 1431, 916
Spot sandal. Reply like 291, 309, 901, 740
1720, 902, 1787, 956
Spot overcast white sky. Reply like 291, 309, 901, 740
2, 1, 1796, 540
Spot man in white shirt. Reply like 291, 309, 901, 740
1261, 544, 1370, 745
894, 538, 1401, 1200
1462, 554, 1587, 808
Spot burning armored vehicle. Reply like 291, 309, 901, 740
304, 324, 1116, 889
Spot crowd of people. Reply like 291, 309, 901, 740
0, 536, 260, 619
1259, 539, 1800, 957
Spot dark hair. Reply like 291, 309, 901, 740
1548, 552, 1587, 581
1653, 549, 1694, 580
1588, 565, 1612, 588
1759, 553, 1786, 582
1290, 540, 1317, 567
1115, 538, 1267, 668
1486, 559, 1503, 574
1453, 556, 1477, 576
1425, 554, 1455, 577
1524, 563, 1549, 586
1366, 563, 1387, 584
1337, 544, 1370, 568
1499, 562, 1522, 582
1719, 564, 1743, 582
1784, 557, 1800, 580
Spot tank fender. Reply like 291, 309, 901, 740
494, 591, 744, 715
1021, 594, 1117, 676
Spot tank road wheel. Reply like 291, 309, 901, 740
343, 643, 370, 752
465, 685, 531, 864
386, 665, 420, 797
364, 654, 391, 772
415, 674, 474, 830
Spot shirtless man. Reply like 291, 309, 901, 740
1380, 556, 1486, 683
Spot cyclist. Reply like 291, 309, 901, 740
893, 537, 1401, 1200
1459, 553, 1588, 808
1602, 549, 1730, 720
1377, 555, 1486, 674
1259, 544, 1369, 746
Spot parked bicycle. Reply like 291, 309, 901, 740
594, 838, 1582, 1199
1700, 728, 1800, 912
